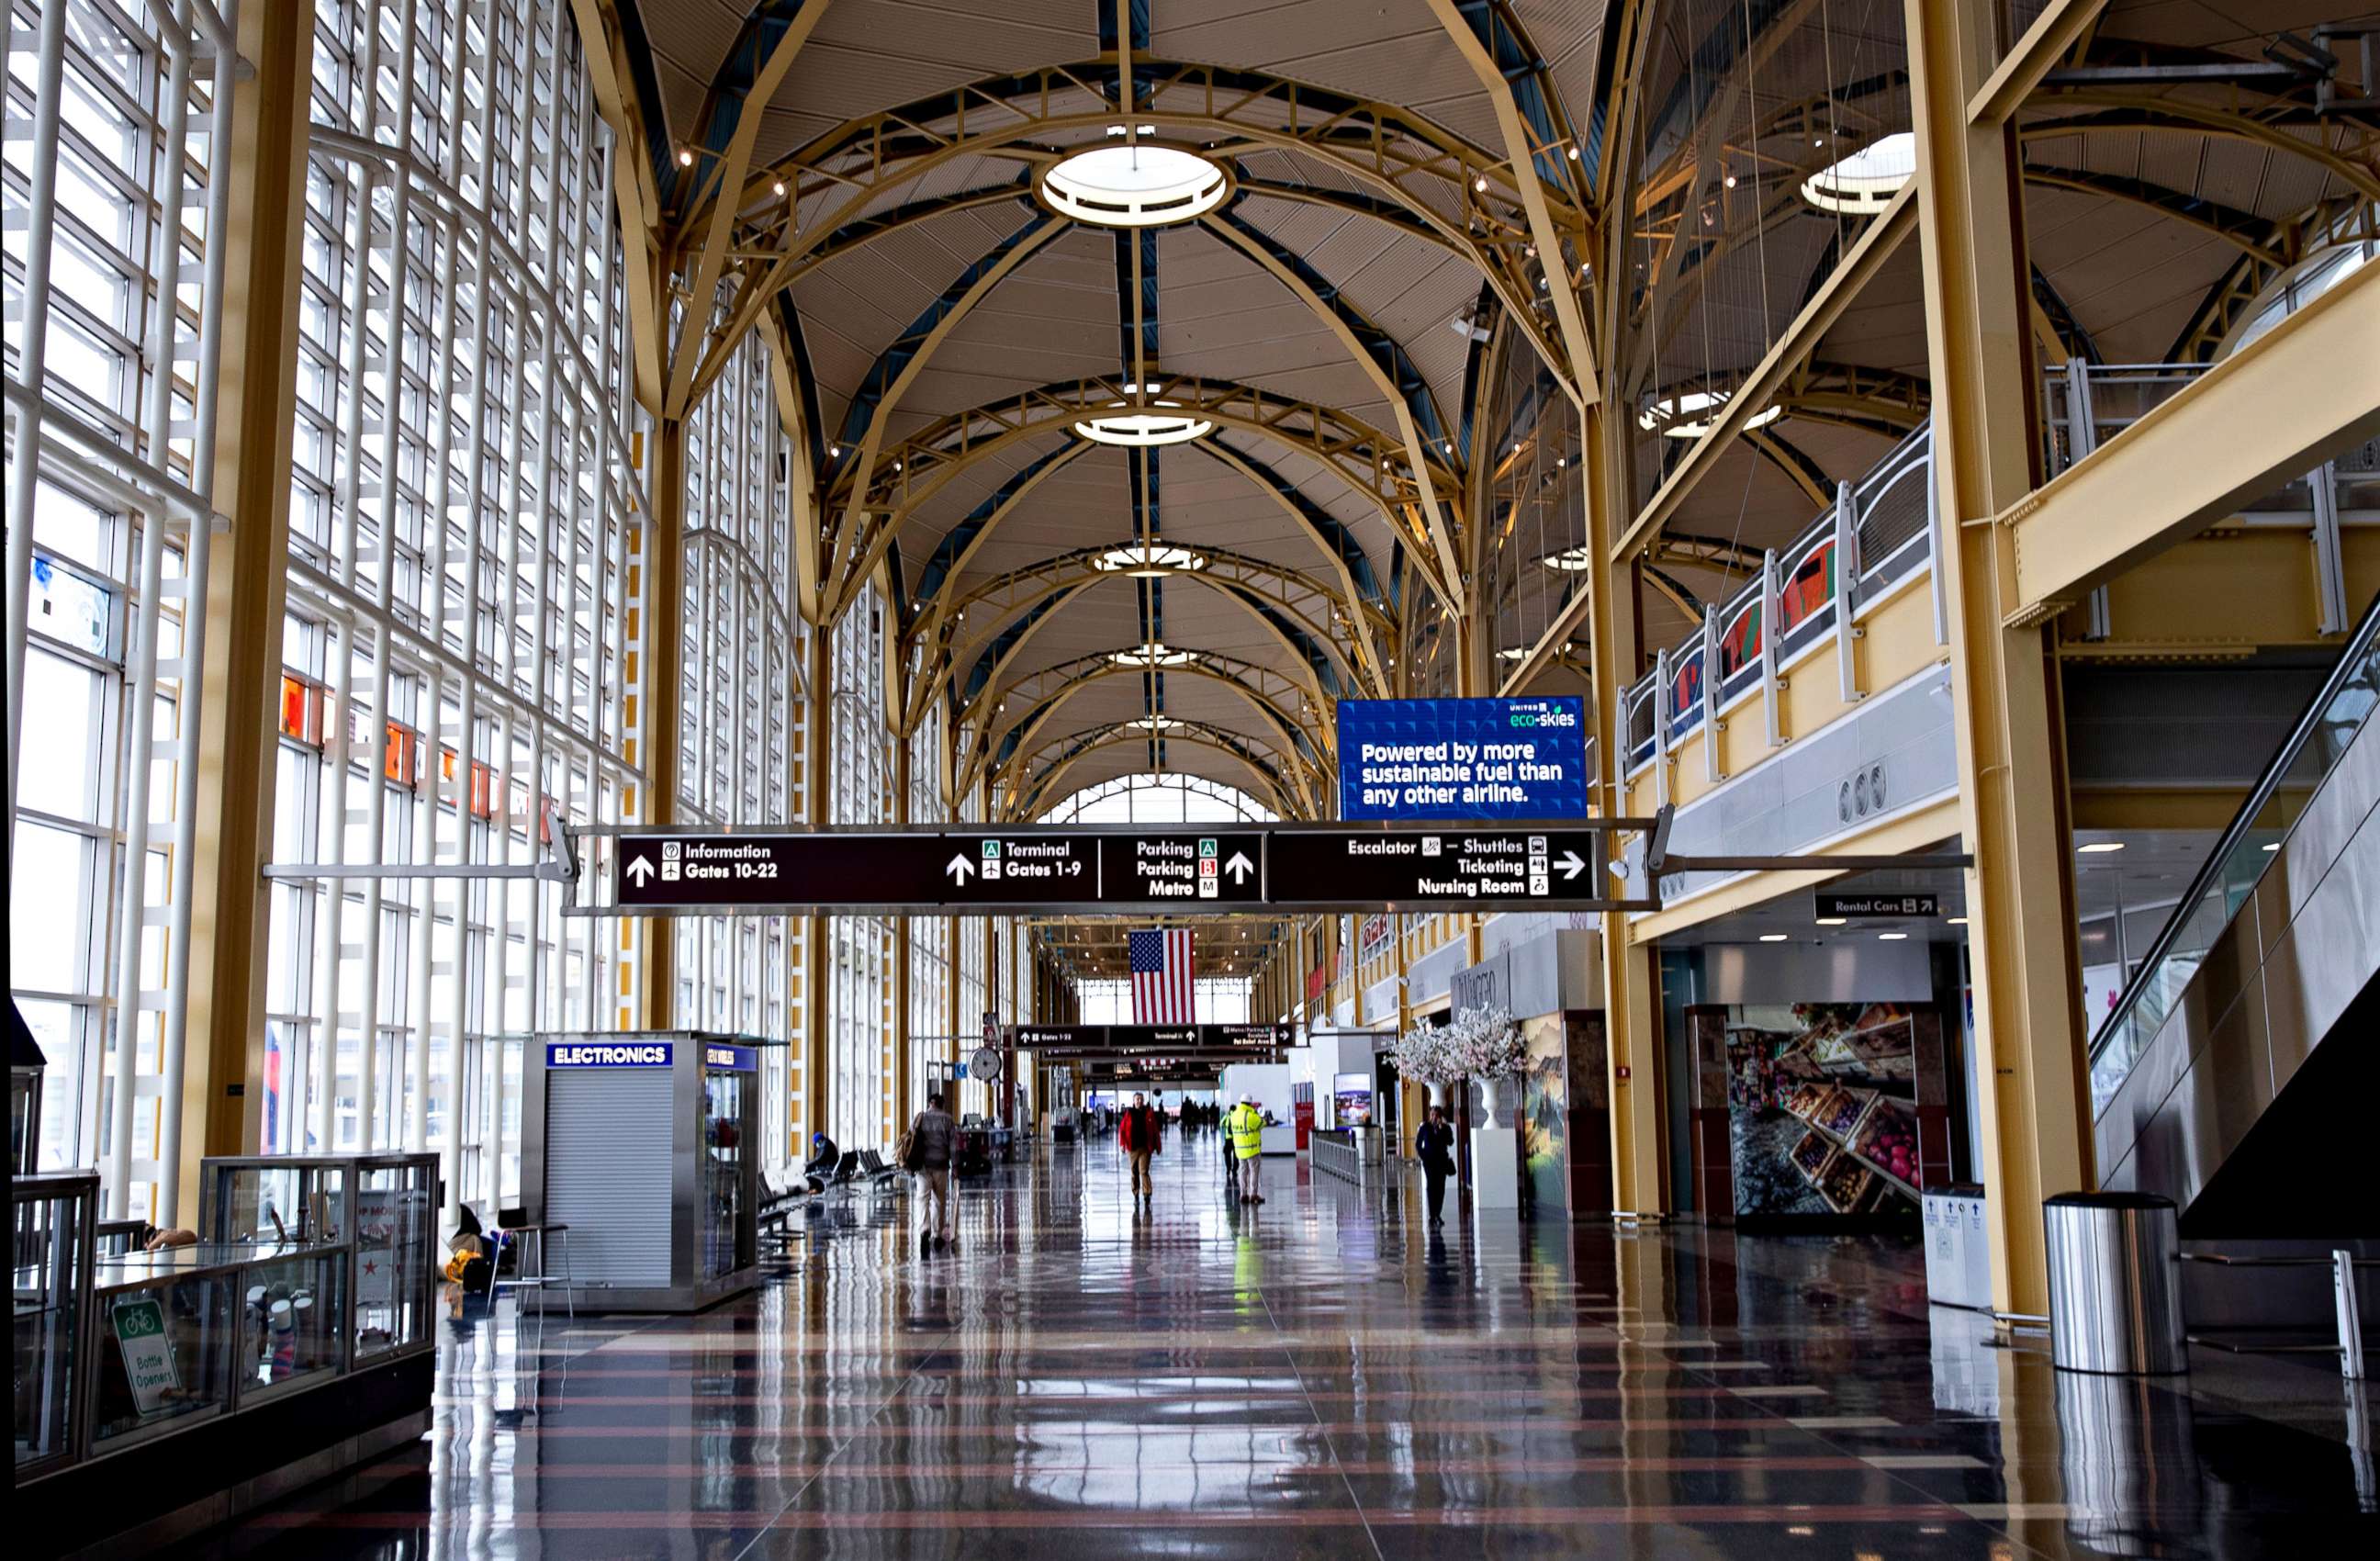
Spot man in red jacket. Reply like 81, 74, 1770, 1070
1118, 1091, 1162, 1201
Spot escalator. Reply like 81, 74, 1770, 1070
2088, 597, 2380, 1239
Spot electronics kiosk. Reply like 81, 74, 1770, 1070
521, 1030, 765, 1311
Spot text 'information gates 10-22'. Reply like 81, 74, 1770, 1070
578, 820, 1659, 917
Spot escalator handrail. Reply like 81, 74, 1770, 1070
2086, 591, 2380, 1072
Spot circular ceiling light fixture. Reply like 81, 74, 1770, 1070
1801, 130, 1915, 216
1093, 541, 1207, 576
1038, 125, 1230, 229
1638, 388, 1780, 440
1073, 383, 1215, 447
1130, 714, 1182, 732
1109, 643, 1201, 667
1540, 544, 1593, 573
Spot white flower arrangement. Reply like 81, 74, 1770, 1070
1449, 1004, 1528, 1081
1388, 1021, 1463, 1086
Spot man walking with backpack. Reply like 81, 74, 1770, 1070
901, 1091, 958, 1252
1118, 1091, 1162, 1202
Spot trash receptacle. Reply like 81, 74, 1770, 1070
2044, 1191, 2187, 1376
1924, 1184, 1988, 1309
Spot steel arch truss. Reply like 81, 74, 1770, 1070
682, 58, 1593, 412
914, 542, 1394, 734
960, 647, 1330, 802
1004, 717, 1317, 823
836, 376, 1463, 620
1644, 362, 1932, 444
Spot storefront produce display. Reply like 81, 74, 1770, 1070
1851, 1097, 1923, 1192
1817, 1151, 1874, 1214
1722, 1001, 1937, 1221
1819, 1086, 1869, 1137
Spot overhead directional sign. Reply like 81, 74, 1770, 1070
1010, 1023, 1291, 1052
589, 824, 1649, 915
612, 830, 1098, 913
1101, 831, 1266, 908
1269, 827, 1610, 908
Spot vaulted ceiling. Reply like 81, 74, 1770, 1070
609, 0, 2377, 821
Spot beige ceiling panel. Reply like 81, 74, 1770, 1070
2130, 128, 2205, 199
1514, 1, 1602, 157
2195, 135, 2282, 219
641, 0, 747, 137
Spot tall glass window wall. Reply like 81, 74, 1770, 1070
672, 324, 801, 1172
827, 585, 892, 1150
266, 0, 643, 1217
6, 0, 236, 1216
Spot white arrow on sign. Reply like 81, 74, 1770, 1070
626, 856, 656, 886
1224, 851, 1255, 884
1555, 850, 1586, 881
945, 854, 975, 884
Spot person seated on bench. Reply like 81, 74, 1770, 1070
803, 1130, 839, 1192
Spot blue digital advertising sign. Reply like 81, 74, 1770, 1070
1335, 696, 1589, 821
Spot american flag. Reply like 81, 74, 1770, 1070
1128, 927, 1195, 1024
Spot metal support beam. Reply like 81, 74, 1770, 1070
662, 1, 836, 418
635, 420, 689, 1028
801, 627, 832, 1145
2003, 263, 2380, 623
1969, 0, 2111, 123
1611, 186, 1918, 566
178, 0, 316, 1224
1423, 0, 1600, 408
1909, 0, 2091, 1320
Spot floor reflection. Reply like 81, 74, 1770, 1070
162, 1132, 2375, 1559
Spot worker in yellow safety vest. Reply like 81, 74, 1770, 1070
1226, 1095, 1266, 1205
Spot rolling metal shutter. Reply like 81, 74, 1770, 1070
544, 1069, 671, 1286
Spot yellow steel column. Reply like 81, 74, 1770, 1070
177, 1, 315, 1214
635, 418, 687, 1029
1583, 399, 1667, 1217
801, 626, 833, 1142
891, 730, 912, 1127
1907, 0, 2090, 1317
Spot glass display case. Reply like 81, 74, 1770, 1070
88, 1246, 241, 1450
353, 1157, 436, 1360
14, 1172, 96, 1477
20, 1156, 437, 1555
198, 1152, 437, 1363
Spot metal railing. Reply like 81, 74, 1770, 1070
2086, 594, 2380, 1116
2045, 358, 2371, 636
1621, 421, 1942, 786
1621, 355, 2372, 798
2180, 1250, 2375, 1382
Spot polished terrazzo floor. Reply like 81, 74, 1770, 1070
170, 1131, 2374, 1558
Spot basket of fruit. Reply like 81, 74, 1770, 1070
1790, 1128, 1833, 1185
1819, 1085, 1871, 1137
1851, 1096, 1923, 1191
1782, 1083, 1828, 1121
1816, 1150, 1875, 1213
